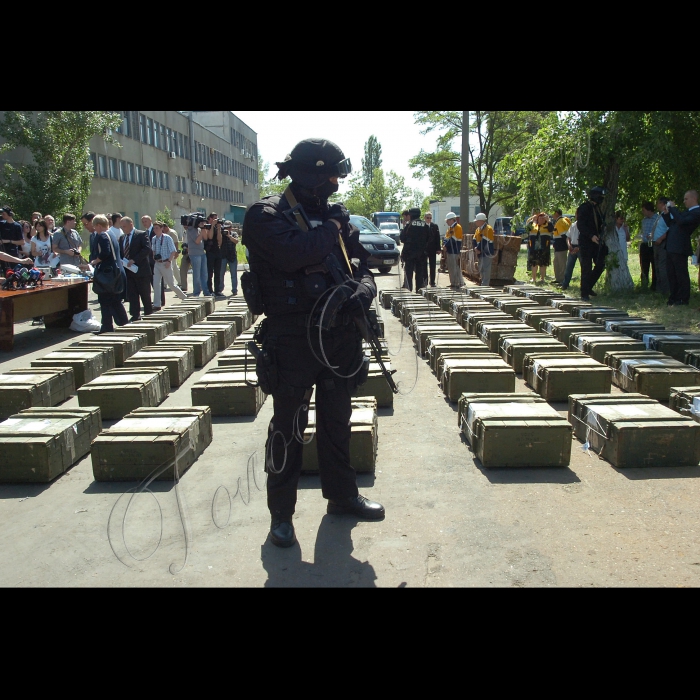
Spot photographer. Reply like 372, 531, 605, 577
184, 215, 209, 297
151, 221, 187, 308
52, 213, 83, 266
218, 221, 239, 296
179, 226, 190, 292
203, 212, 225, 298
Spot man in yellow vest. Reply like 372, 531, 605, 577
444, 212, 463, 287
551, 209, 571, 285
473, 213, 495, 286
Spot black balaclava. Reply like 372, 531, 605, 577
588, 186, 606, 206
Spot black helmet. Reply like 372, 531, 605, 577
409, 207, 421, 220
275, 138, 352, 189
588, 185, 607, 203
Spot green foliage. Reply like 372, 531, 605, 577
410, 111, 549, 214
361, 135, 383, 188
258, 153, 288, 198
0, 110, 122, 221
343, 167, 412, 218
155, 206, 175, 228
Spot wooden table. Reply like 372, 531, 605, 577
0, 279, 90, 351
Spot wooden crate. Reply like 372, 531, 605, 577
499, 335, 568, 372
77, 367, 170, 420
0, 406, 101, 482
0, 367, 75, 420
157, 333, 217, 367
70, 334, 145, 366
524, 354, 612, 402
91, 406, 213, 481
31, 348, 114, 388
190, 322, 236, 351
150, 308, 195, 331
190, 368, 266, 416
457, 392, 543, 428
441, 356, 516, 402
427, 338, 489, 371
124, 346, 195, 387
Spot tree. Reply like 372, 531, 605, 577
409, 111, 549, 215
0, 110, 123, 221
361, 135, 382, 188
155, 206, 175, 228
343, 167, 412, 218
501, 111, 700, 291
258, 154, 288, 198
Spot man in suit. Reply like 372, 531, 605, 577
662, 190, 700, 306
82, 212, 97, 259
423, 212, 442, 287
119, 216, 153, 321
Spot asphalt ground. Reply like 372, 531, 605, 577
1, 267, 700, 587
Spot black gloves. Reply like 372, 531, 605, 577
327, 203, 350, 227
342, 279, 374, 316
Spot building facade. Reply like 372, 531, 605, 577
86, 111, 258, 227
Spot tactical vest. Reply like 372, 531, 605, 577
250, 195, 338, 318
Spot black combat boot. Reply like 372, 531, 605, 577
269, 519, 296, 548
327, 495, 385, 520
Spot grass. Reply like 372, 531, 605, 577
511, 244, 700, 334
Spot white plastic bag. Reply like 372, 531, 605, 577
69, 309, 101, 332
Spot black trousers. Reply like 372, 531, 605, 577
403, 256, 427, 292
126, 272, 153, 320
579, 245, 606, 299
639, 243, 656, 290
98, 293, 128, 333
206, 252, 222, 295
428, 251, 437, 285
666, 252, 691, 304
264, 321, 362, 519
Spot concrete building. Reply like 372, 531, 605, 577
0, 111, 258, 229
429, 196, 505, 237
87, 111, 258, 227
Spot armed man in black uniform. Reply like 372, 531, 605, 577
400, 207, 430, 291
577, 185, 608, 302
243, 138, 385, 549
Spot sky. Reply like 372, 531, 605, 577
233, 111, 440, 195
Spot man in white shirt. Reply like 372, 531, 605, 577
108, 212, 123, 240
151, 221, 187, 308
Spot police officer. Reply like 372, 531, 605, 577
243, 138, 385, 549
400, 208, 430, 291
577, 186, 608, 302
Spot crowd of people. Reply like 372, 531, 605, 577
1, 205, 242, 334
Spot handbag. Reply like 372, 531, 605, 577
92, 233, 125, 295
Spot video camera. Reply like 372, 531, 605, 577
203, 218, 233, 231
180, 213, 207, 228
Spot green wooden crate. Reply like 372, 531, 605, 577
568, 393, 655, 432
91, 406, 212, 481
124, 346, 195, 387
570, 399, 700, 467
354, 364, 394, 408
519, 308, 570, 329
124, 319, 174, 345
463, 311, 512, 334
495, 298, 540, 318
0, 367, 75, 420
504, 284, 540, 296
463, 400, 572, 468
414, 327, 468, 356
175, 297, 216, 316
189, 322, 236, 350
217, 347, 255, 369
458, 392, 543, 428
648, 336, 700, 361
190, 368, 266, 416
572, 333, 647, 362
605, 355, 700, 399
427, 338, 489, 371
478, 324, 533, 353
150, 308, 195, 331
669, 386, 700, 417
441, 357, 516, 402
552, 300, 595, 314
451, 301, 493, 325
207, 311, 251, 335
500, 335, 567, 371
301, 399, 378, 474
70, 334, 144, 366
0, 406, 101, 483
524, 354, 612, 402
31, 348, 114, 388
157, 333, 217, 367
579, 308, 629, 323
543, 320, 600, 343
77, 367, 170, 420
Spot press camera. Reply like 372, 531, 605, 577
181, 213, 207, 228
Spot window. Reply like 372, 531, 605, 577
208, 183, 212, 198
178, 132, 184, 158
151, 168, 157, 188
158, 171, 165, 189
109, 158, 118, 180
181, 177, 186, 194
153, 121, 160, 149
135, 165, 143, 185
128, 162, 135, 183
160, 124, 167, 151
90, 152, 97, 176
123, 111, 131, 137
147, 118, 154, 145
183, 135, 190, 159
164, 173, 169, 190
119, 160, 127, 181
140, 114, 147, 143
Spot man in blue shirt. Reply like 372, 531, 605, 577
639, 202, 657, 290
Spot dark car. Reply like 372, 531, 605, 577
494, 217, 514, 236
350, 215, 400, 274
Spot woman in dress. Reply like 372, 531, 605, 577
528, 212, 554, 284
615, 211, 630, 265
31, 219, 53, 265
19, 221, 33, 258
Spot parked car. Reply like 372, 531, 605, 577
350, 215, 400, 274
494, 217, 514, 236
378, 222, 401, 245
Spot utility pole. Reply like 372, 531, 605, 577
460, 111, 470, 231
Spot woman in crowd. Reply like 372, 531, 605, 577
19, 221, 33, 257
615, 211, 630, 265
528, 212, 553, 284
31, 219, 53, 265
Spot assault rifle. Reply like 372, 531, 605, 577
323, 253, 398, 395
